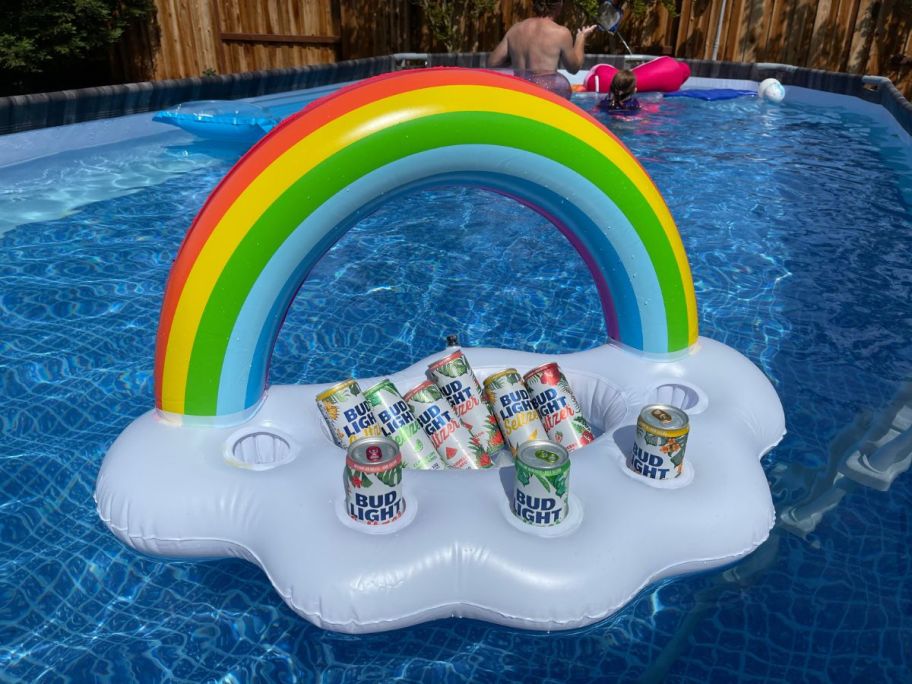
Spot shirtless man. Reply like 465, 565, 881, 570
488, 1, 597, 97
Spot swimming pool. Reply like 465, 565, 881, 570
2, 78, 911, 681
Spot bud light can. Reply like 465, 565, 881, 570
345, 436, 405, 525
427, 350, 506, 455
483, 369, 546, 456
513, 440, 571, 527
631, 404, 690, 480
523, 362, 594, 452
363, 378, 445, 470
404, 380, 493, 469
316, 379, 382, 448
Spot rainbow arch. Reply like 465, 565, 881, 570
154, 68, 698, 419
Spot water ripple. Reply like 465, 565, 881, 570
0, 92, 911, 682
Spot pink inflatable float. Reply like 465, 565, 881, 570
584, 56, 691, 93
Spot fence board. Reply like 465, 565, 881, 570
865, 0, 912, 90
846, 0, 879, 73
726, 0, 747, 61
835, 0, 861, 70
808, 0, 835, 65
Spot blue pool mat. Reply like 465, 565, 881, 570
664, 89, 756, 101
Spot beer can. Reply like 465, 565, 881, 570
316, 379, 382, 448
427, 350, 506, 454
513, 440, 571, 527
404, 380, 493, 469
363, 378, 445, 470
631, 404, 690, 480
483, 368, 546, 456
344, 436, 405, 525
523, 362, 595, 452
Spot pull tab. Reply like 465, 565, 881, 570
651, 408, 673, 424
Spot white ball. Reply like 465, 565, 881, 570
758, 78, 786, 103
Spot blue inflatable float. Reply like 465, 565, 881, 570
153, 100, 279, 143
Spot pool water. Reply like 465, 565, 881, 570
2, 88, 911, 682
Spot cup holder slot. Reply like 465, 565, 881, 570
225, 428, 298, 470
648, 382, 707, 414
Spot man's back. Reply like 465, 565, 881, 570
488, 12, 595, 77
501, 17, 572, 73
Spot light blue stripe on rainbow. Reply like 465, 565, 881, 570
221, 147, 662, 413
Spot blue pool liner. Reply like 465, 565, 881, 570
664, 89, 757, 101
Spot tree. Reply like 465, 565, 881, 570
412, 0, 497, 52
0, 0, 154, 95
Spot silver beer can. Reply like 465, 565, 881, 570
483, 368, 547, 456
363, 378, 445, 470
523, 362, 595, 452
513, 440, 571, 527
631, 404, 690, 480
404, 380, 493, 469
316, 378, 383, 448
427, 350, 506, 454
344, 436, 406, 525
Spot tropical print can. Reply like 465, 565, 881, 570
363, 378, 445, 470
427, 350, 505, 454
404, 380, 492, 469
483, 368, 546, 456
523, 362, 594, 452
316, 378, 382, 448
344, 436, 405, 525
631, 404, 690, 480
513, 440, 571, 527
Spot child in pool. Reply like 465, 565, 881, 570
602, 69, 640, 112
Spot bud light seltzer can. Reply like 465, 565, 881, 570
404, 380, 493, 469
513, 440, 571, 527
427, 350, 506, 455
523, 362, 595, 452
483, 369, 546, 456
344, 436, 405, 525
316, 379, 382, 448
363, 379, 445, 470
631, 404, 690, 480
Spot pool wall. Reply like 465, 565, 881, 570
1, 53, 910, 137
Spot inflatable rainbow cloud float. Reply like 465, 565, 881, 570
96, 68, 785, 632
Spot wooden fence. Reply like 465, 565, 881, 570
123, 0, 341, 81
118, 0, 912, 99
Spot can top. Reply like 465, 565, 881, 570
427, 349, 465, 373
638, 404, 689, 432
316, 378, 360, 402
483, 368, 521, 390
347, 435, 400, 469
403, 379, 440, 402
522, 361, 559, 383
362, 378, 399, 399
517, 439, 570, 471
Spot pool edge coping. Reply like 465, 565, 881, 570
0, 54, 910, 138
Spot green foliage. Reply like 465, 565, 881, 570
568, 0, 677, 27
576, 0, 601, 20
627, 0, 678, 18
0, 0, 154, 91
413, 0, 497, 52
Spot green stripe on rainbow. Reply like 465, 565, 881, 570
154, 68, 698, 418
